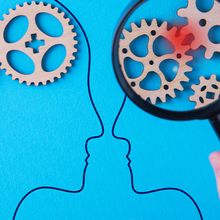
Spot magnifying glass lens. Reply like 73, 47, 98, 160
119, 22, 220, 112
117, 0, 220, 113
113, 0, 220, 138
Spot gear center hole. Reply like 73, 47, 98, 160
25, 34, 45, 54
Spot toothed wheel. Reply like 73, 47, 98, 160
190, 74, 220, 109
178, 0, 220, 59
118, 19, 192, 104
0, 1, 78, 86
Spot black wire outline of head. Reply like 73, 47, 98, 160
12, 2, 203, 220
12, 0, 105, 219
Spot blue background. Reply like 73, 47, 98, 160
0, 0, 219, 219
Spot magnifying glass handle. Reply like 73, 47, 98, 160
210, 114, 220, 140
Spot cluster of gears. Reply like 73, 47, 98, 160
119, 0, 220, 109
0, 1, 77, 86
0, 0, 219, 110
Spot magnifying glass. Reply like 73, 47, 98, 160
112, 0, 220, 139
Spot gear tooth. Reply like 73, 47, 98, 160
50, 78, 55, 83
211, 74, 217, 80
191, 41, 199, 50
186, 55, 193, 62
141, 19, 147, 27
66, 62, 72, 68
169, 91, 176, 98
189, 95, 195, 102
60, 12, 65, 17
205, 50, 214, 59
185, 65, 192, 72
191, 84, 197, 91
161, 21, 168, 29
199, 76, 206, 82
131, 22, 138, 31
72, 47, 77, 54
151, 19, 158, 27
159, 94, 166, 103
170, 26, 178, 36
149, 97, 157, 105
19, 79, 24, 84
177, 84, 184, 91
9, 8, 14, 14
73, 31, 77, 37
70, 25, 75, 32
34, 81, 40, 86
122, 29, 130, 38
13, 76, 19, 81
177, 8, 187, 17
66, 18, 71, 23
42, 81, 47, 86
73, 48, 78, 54
57, 74, 62, 79
25, 81, 31, 86
182, 74, 189, 82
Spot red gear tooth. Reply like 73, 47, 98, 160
163, 23, 204, 56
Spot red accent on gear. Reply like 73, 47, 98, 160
163, 23, 205, 55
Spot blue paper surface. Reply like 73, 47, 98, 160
0, 0, 219, 219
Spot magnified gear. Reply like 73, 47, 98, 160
118, 19, 192, 104
0, 1, 78, 86
190, 74, 220, 109
178, 0, 220, 59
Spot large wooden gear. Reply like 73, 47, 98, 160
0, 1, 78, 86
118, 19, 192, 104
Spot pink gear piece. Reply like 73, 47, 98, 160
210, 152, 220, 197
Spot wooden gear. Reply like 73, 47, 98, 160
118, 19, 192, 104
178, 0, 220, 59
0, 1, 78, 86
190, 74, 220, 109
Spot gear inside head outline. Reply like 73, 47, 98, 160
0, 1, 78, 86
190, 74, 220, 109
119, 19, 192, 104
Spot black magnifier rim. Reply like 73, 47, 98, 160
112, 0, 220, 121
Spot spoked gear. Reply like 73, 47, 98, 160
119, 19, 192, 104
190, 74, 220, 109
0, 1, 78, 86
178, 0, 220, 59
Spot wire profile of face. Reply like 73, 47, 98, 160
0, 0, 102, 218
0, 0, 219, 219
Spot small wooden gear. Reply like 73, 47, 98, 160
0, 1, 78, 86
190, 74, 220, 109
